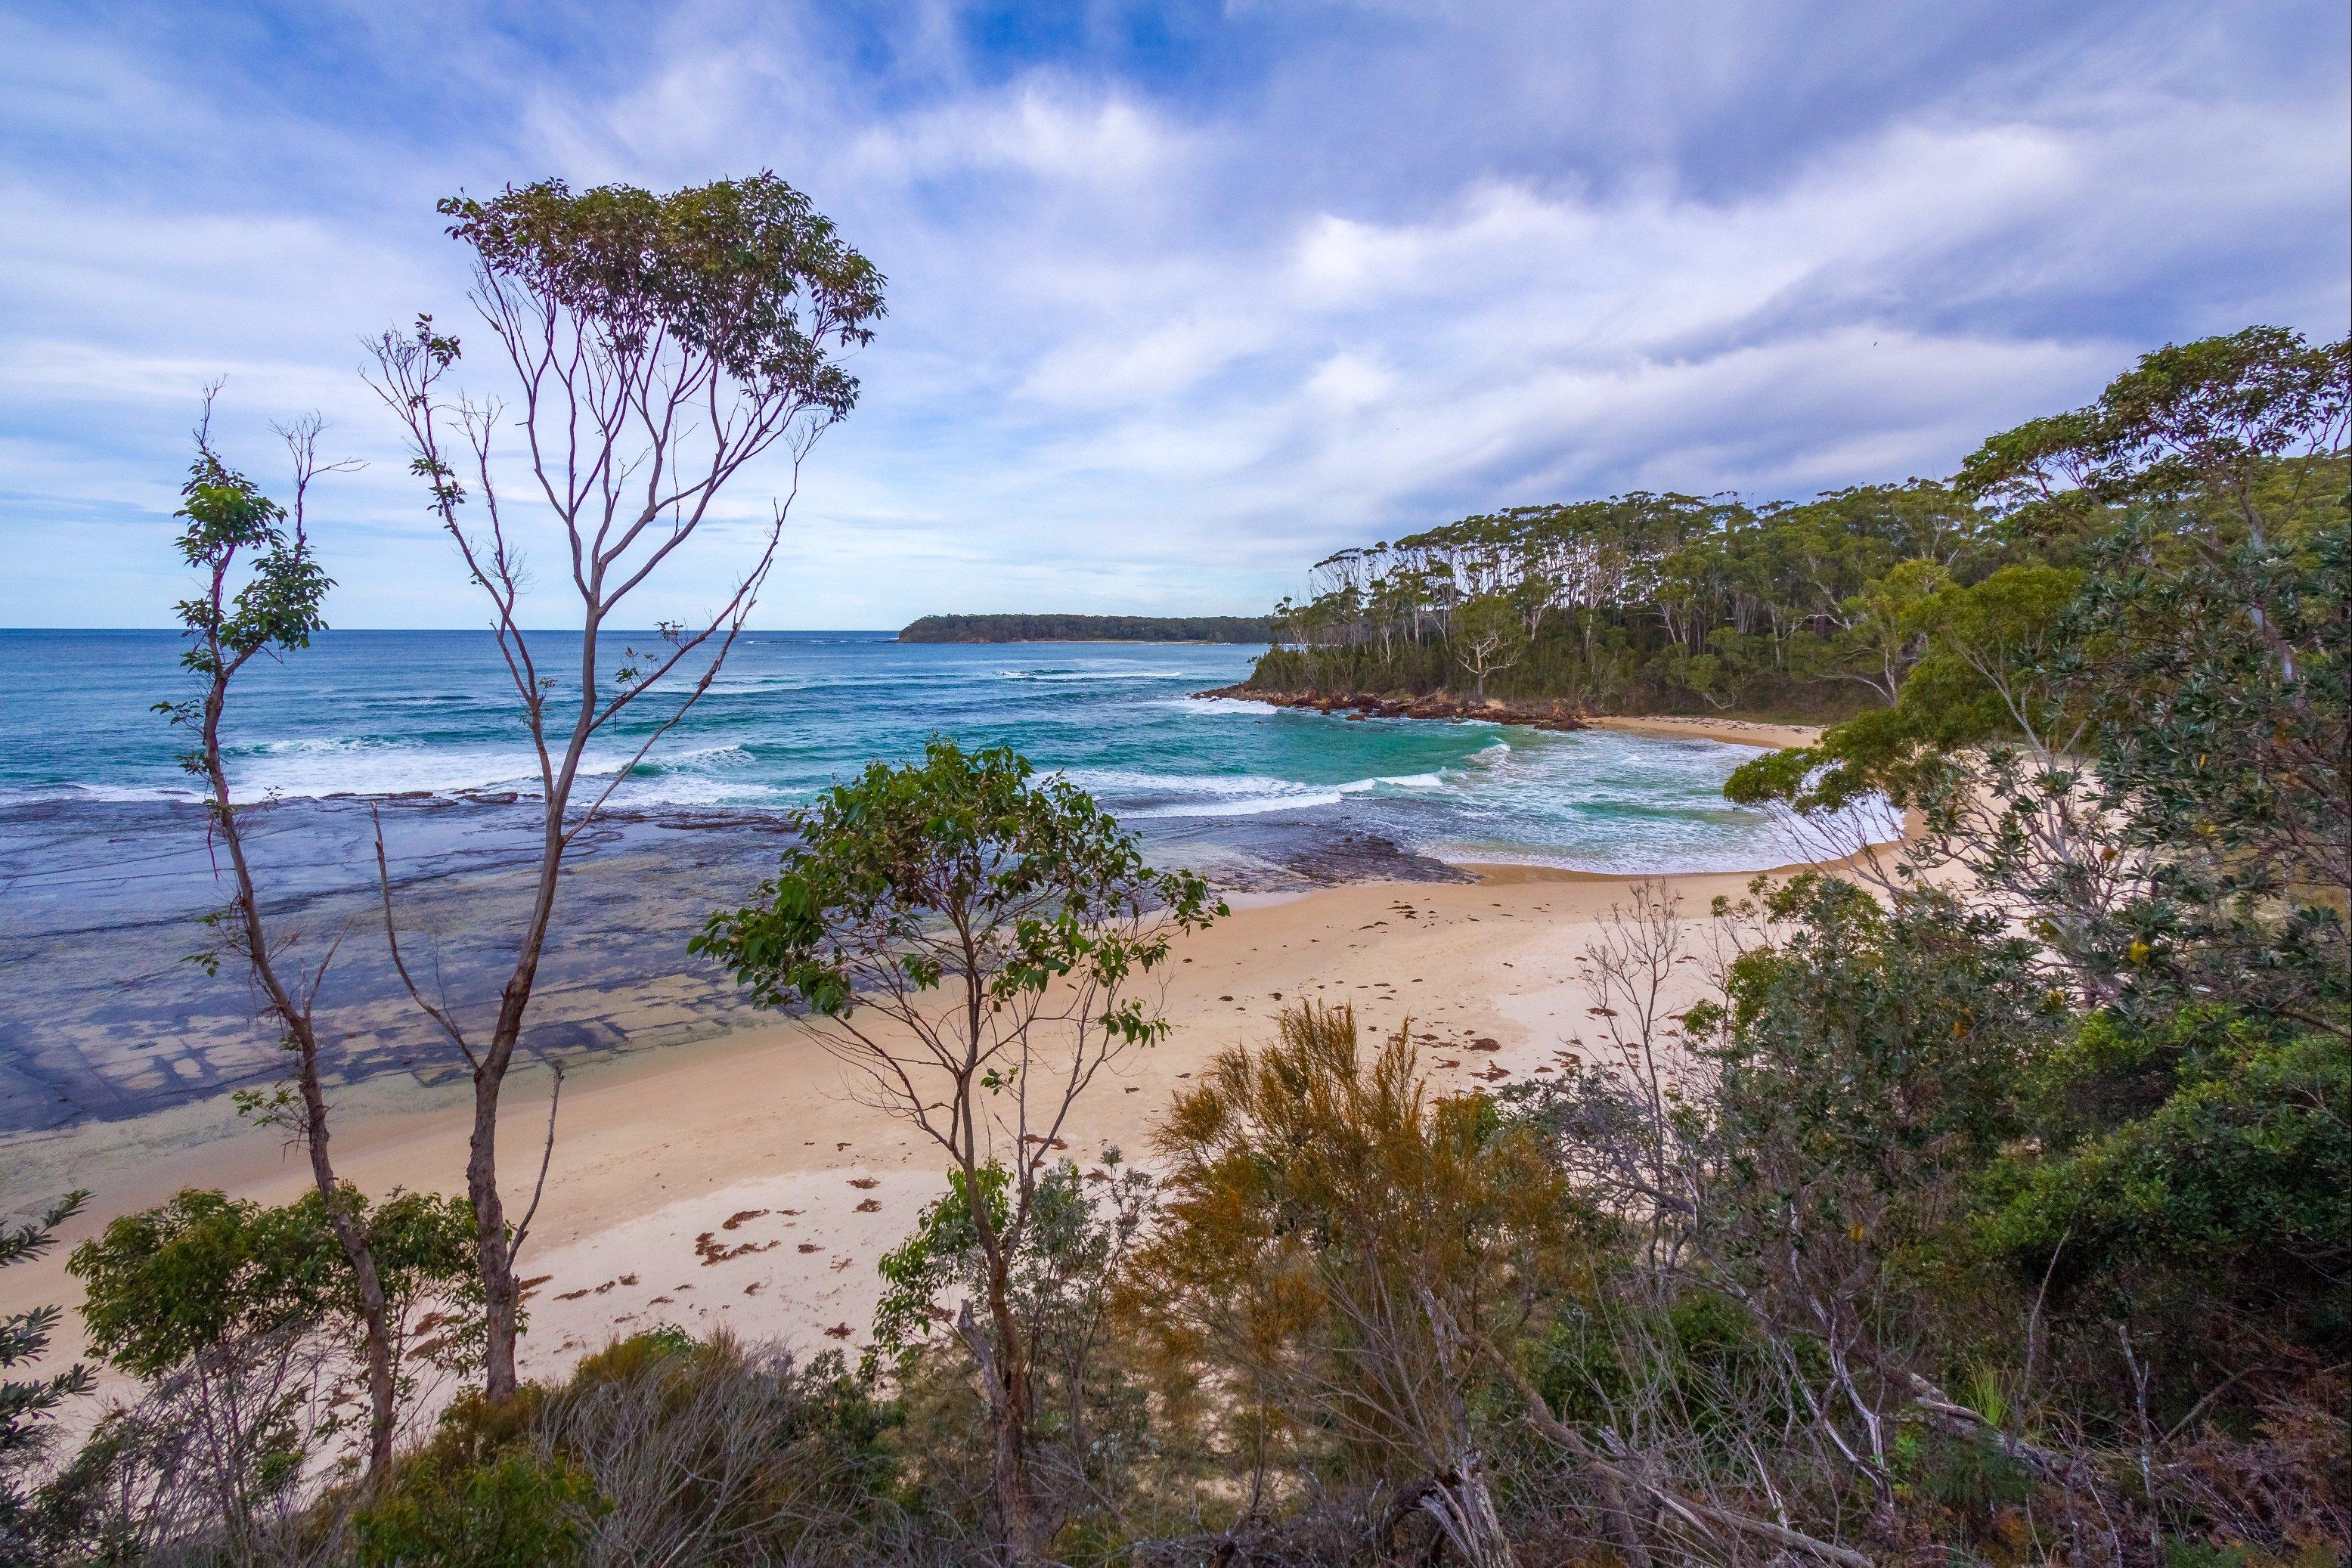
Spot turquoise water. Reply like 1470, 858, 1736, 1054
0, 628, 1877, 872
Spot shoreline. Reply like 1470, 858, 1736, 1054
0, 863, 1803, 1393
2, 736, 1901, 1399
1584, 713, 1827, 751
2, 716, 1863, 1405
1196, 686, 1833, 753
1195, 683, 1587, 730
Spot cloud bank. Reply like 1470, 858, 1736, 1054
1, 0, 2344, 628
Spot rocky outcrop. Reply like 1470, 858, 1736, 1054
1196, 685, 1588, 732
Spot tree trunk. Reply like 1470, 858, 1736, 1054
987, 1267, 1041, 1560
298, 1058, 398, 1484
991, 1363, 1038, 1562
470, 804, 568, 1401
206, 668, 401, 1486
1433, 1452, 1517, 1568
957, 1289, 1042, 1563
469, 1068, 519, 1401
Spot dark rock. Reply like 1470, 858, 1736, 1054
1194, 684, 1589, 734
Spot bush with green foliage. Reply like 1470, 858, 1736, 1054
41, 1186, 478, 1558
0, 1191, 91, 1559
349, 1329, 903, 1566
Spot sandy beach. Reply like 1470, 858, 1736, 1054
1587, 713, 1830, 751
1, 722, 1842, 1405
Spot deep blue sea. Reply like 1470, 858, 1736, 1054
0, 628, 1866, 872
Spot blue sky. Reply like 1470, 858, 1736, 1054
2, 1, 2345, 629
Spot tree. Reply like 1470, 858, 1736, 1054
150, 395, 426, 1491
1451, 592, 1527, 698
365, 173, 885, 1399
63, 1188, 476, 1555
871, 1157, 1157, 1534
1, 1191, 91, 1558
1824, 556, 1948, 704
694, 740, 1218, 1561
1130, 1004, 1579, 1568
1960, 325, 2348, 547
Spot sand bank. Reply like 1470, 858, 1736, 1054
1587, 714, 1826, 750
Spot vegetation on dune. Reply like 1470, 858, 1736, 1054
11, 287, 2345, 1566
1, 1191, 91, 1560
897, 613, 1277, 643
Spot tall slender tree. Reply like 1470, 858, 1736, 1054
155, 397, 412, 1487
367, 175, 884, 1399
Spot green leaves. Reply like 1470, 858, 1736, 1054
1977, 1007, 2351, 1328
1, 1191, 92, 1554
167, 443, 331, 679
694, 739, 1222, 1021
871, 1163, 1013, 1365
1958, 325, 2350, 542
441, 174, 885, 415
67, 1187, 482, 1381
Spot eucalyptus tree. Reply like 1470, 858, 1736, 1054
153, 400, 420, 1488
367, 173, 885, 1399
695, 741, 1220, 1562
1451, 592, 1527, 697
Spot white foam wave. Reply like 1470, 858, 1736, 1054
1170, 696, 1280, 714
1345, 772, 1445, 791
702, 676, 813, 696
995, 668, 1176, 684
1067, 766, 1456, 820
1130, 790, 1346, 819
219, 736, 776, 804
0, 782, 205, 805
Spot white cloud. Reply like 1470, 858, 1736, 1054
847, 80, 1198, 186
0, 0, 2344, 627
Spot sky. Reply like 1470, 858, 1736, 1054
2, 1, 2346, 630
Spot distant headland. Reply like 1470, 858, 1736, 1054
897, 613, 1275, 643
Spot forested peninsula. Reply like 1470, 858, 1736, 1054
899, 612, 1275, 643
1240, 333, 2345, 721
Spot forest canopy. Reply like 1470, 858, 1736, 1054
1244, 325, 2350, 723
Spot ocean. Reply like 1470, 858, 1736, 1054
0, 630, 1888, 1135
0, 629, 1855, 866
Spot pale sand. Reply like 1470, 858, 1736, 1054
1588, 714, 1826, 751
3, 723, 1843, 1396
